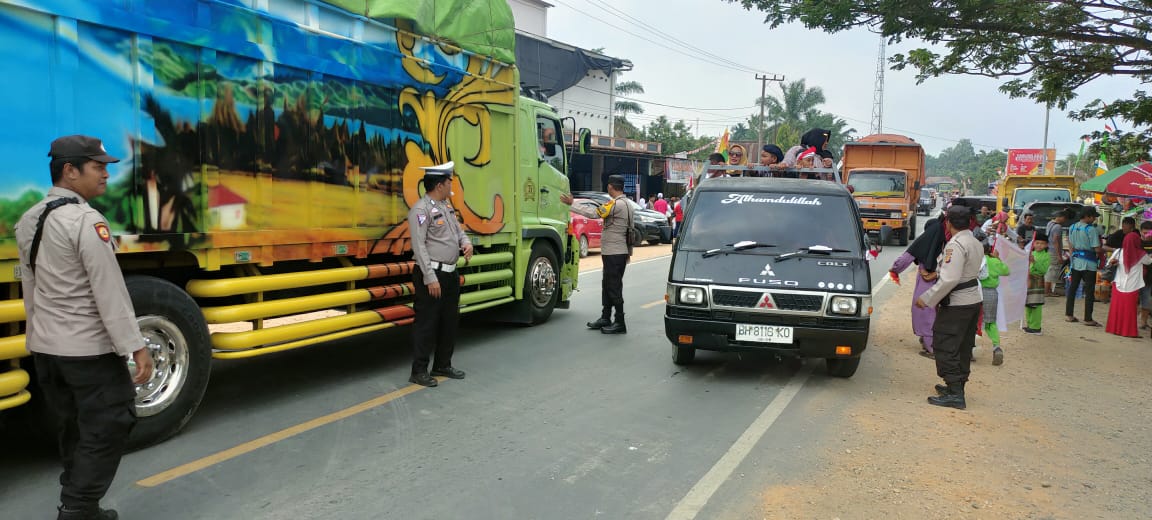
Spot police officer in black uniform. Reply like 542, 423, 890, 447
15, 135, 155, 520
407, 161, 473, 387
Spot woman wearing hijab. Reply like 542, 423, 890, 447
728, 144, 748, 166
890, 214, 948, 357
782, 128, 835, 168
1105, 232, 1151, 338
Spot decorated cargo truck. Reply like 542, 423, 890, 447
0, 0, 579, 446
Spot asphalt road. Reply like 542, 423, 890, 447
0, 211, 939, 519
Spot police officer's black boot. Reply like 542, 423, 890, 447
601, 307, 627, 334
934, 383, 952, 396
57, 505, 118, 520
587, 307, 612, 329
927, 382, 966, 409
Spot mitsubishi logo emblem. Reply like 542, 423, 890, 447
757, 293, 774, 308
760, 262, 776, 276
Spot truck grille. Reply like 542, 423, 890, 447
711, 289, 761, 307
859, 208, 893, 219
668, 307, 712, 320
770, 293, 824, 311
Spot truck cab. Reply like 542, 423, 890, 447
665, 176, 872, 377
995, 175, 1078, 226
841, 134, 925, 246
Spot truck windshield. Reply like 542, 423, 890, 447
678, 192, 862, 255
1014, 188, 1072, 210
847, 171, 906, 197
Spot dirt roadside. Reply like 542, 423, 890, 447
756, 278, 1152, 519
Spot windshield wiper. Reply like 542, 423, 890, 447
702, 241, 777, 258
776, 245, 852, 261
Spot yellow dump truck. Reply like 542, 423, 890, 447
996, 175, 1079, 224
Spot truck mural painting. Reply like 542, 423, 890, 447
0, 0, 578, 446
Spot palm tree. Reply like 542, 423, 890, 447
757, 79, 826, 130
613, 80, 646, 137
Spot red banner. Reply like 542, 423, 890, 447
1005, 149, 1056, 175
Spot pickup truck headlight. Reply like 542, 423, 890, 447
679, 287, 706, 305
830, 296, 858, 315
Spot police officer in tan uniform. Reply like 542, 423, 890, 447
407, 161, 472, 387
561, 175, 634, 334
916, 206, 984, 410
15, 135, 154, 520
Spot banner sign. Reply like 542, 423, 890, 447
665, 159, 703, 184
1005, 149, 1057, 176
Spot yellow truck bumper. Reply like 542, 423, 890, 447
862, 218, 905, 231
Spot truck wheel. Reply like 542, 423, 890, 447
672, 344, 695, 365
523, 242, 559, 324
825, 357, 860, 378
579, 235, 590, 258
124, 276, 212, 449
897, 227, 909, 246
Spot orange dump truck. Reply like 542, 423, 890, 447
841, 134, 926, 246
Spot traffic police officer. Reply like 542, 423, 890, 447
15, 135, 154, 520
407, 161, 472, 387
560, 174, 633, 334
916, 205, 984, 410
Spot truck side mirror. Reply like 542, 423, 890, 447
914, 181, 921, 190
1002, 197, 1009, 207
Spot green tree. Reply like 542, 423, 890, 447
642, 116, 712, 158
758, 79, 826, 130
730, 122, 754, 141
727, 0, 1152, 159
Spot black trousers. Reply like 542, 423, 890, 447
932, 303, 981, 385
1065, 268, 1097, 322
601, 254, 629, 318
411, 267, 461, 375
33, 352, 137, 509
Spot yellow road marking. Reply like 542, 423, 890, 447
136, 379, 440, 487
641, 299, 665, 309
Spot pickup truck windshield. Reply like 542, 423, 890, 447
679, 192, 862, 255
847, 171, 906, 198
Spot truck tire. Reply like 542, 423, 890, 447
825, 357, 860, 378
523, 242, 559, 324
672, 344, 695, 365
897, 226, 909, 246
124, 276, 212, 449
909, 215, 917, 240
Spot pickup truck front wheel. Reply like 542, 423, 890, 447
825, 357, 860, 378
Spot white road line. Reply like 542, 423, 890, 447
871, 270, 891, 294
640, 299, 665, 309
664, 366, 814, 520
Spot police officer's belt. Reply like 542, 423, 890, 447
29, 197, 79, 273
428, 261, 457, 273
940, 278, 979, 307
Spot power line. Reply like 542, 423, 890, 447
576, 0, 774, 76
550, 0, 773, 77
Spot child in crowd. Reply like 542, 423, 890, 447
1025, 233, 1051, 335
979, 242, 1010, 365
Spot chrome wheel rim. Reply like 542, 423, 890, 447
130, 315, 190, 417
529, 256, 557, 307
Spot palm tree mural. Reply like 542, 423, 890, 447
613, 80, 645, 138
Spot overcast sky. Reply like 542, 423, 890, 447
544, 0, 1138, 157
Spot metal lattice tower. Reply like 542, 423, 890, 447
870, 36, 885, 135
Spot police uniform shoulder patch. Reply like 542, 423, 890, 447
94, 222, 111, 242
943, 247, 953, 264
417, 213, 428, 225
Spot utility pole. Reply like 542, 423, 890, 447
1040, 104, 1051, 175
755, 73, 785, 159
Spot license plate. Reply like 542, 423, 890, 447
735, 324, 794, 344
863, 221, 881, 230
